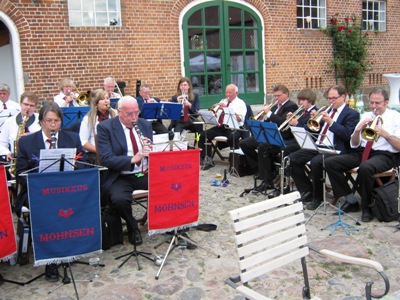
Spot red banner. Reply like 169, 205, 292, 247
148, 149, 200, 234
0, 165, 17, 261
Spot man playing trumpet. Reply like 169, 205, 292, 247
325, 88, 400, 222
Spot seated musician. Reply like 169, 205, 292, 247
79, 89, 117, 165
0, 92, 41, 164
325, 88, 400, 222
15, 101, 84, 282
198, 83, 247, 170
0, 83, 21, 132
288, 85, 359, 209
136, 83, 168, 134
104, 76, 121, 99
239, 84, 299, 192
96, 96, 152, 247
168, 77, 202, 135
53, 77, 80, 107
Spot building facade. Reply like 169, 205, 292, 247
0, 0, 399, 108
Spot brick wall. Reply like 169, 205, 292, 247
1, 0, 399, 102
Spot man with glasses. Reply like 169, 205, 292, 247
239, 84, 298, 192
288, 85, 359, 209
0, 92, 41, 163
97, 96, 153, 247
0, 83, 21, 132
104, 76, 121, 99
325, 88, 400, 222
15, 101, 83, 282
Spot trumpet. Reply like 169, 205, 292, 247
250, 100, 278, 120
209, 98, 228, 115
307, 104, 333, 132
278, 105, 304, 131
361, 114, 383, 142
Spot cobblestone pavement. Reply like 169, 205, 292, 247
1, 151, 400, 300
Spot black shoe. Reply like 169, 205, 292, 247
202, 162, 214, 171
362, 208, 374, 222
306, 199, 322, 210
45, 264, 59, 282
338, 201, 360, 214
200, 157, 205, 165
180, 233, 197, 250
268, 188, 281, 199
128, 228, 143, 246
255, 181, 274, 193
298, 191, 312, 203
254, 173, 264, 180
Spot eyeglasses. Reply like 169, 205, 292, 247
43, 119, 61, 125
119, 109, 140, 117
327, 95, 342, 101
22, 102, 37, 108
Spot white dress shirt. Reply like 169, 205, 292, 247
54, 92, 80, 107
0, 100, 21, 131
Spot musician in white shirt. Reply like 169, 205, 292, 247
53, 78, 80, 107
0, 83, 21, 131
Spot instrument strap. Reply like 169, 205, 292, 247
16, 113, 35, 128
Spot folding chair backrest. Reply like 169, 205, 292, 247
228, 191, 308, 284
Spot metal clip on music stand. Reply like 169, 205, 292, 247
246, 120, 287, 195
198, 110, 220, 169
290, 127, 360, 234
222, 108, 247, 178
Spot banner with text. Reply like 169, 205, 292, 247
0, 165, 17, 261
148, 149, 200, 234
28, 168, 101, 266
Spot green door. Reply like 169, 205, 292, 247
182, 1, 264, 109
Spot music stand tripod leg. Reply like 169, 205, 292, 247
0, 273, 25, 286
155, 234, 179, 280
115, 244, 153, 271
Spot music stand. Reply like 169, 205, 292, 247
222, 108, 247, 178
246, 120, 286, 195
61, 107, 90, 129
290, 127, 360, 233
198, 109, 219, 169
109, 98, 119, 109
142, 102, 182, 121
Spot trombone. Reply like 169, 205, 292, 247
72, 81, 90, 106
361, 114, 383, 142
307, 104, 332, 132
250, 100, 278, 120
278, 105, 304, 131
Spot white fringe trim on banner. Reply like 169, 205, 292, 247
0, 251, 17, 263
33, 249, 102, 267
148, 221, 198, 236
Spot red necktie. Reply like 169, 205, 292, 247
275, 104, 282, 114
3, 103, 7, 109
183, 105, 189, 122
218, 101, 230, 126
129, 128, 141, 166
25, 127, 29, 133
361, 141, 373, 162
46, 139, 53, 149
302, 110, 308, 118
319, 109, 337, 143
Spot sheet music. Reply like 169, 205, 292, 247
39, 148, 77, 173
223, 107, 241, 129
151, 132, 187, 152
198, 109, 219, 126
290, 127, 340, 154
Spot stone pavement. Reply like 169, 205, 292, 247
1, 154, 400, 300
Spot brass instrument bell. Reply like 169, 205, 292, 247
361, 115, 383, 142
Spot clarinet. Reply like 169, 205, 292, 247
50, 130, 57, 149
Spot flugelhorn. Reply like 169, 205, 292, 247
209, 98, 228, 115
361, 114, 383, 142
307, 104, 333, 132
278, 105, 304, 131
250, 100, 278, 120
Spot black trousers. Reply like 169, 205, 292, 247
199, 126, 241, 159
108, 174, 148, 233
288, 149, 336, 200
325, 149, 396, 209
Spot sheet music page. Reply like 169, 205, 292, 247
39, 148, 76, 173
223, 107, 240, 129
198, 109, 219, 126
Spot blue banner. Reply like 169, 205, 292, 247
28, 168, 101, 266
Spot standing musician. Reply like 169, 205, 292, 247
239, 84, 298, 191
136, 84, 168, 134
168, 77, 202, 134
15, 102, 84, 282
53, 78, 80, 107
325, 88, 400, 222
79, 89, 118, 165
96, 96, 152, 246
0, 83, 21, 131
104, 76, 121, 99
288, 85, 359, 209
0, 92, 41, 163
198, 83, 247, 170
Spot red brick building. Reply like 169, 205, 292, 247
0, 0, 399, 108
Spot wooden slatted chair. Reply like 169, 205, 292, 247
225, 191, 390, 300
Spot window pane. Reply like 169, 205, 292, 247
68, 0, 80, 10
204, 7, 219, 26
82, 0, 94, 11
95, 0, 107, 11
247, 74, 259, 93
230, 53, 244, 72
205, 28, 220, 50
244, 11, 255, 27
206, 52, 221, 72
189, 32, 204, 50
108, 0, 117, 11
82, 12, 93, 26
69, 12, 82, 26
191, 76, 205, 96
245, 30, 257, 49
246, 52, 257, 71
229, 29, 242, 49
68, 0, 120, 27
231, 74, 245, 93
228, 7, 242, 27
96, 12, 108, 26
208, 74, 222, 95
188, 10, 202, 26
189, 53, 205, 73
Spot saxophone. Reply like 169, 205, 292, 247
10, 115, 28, 176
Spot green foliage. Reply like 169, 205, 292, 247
321, 15, 371, 95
